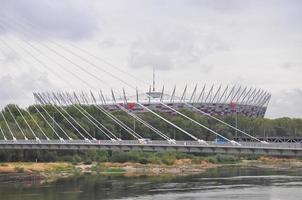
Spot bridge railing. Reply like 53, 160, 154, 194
0, 139, 302, 149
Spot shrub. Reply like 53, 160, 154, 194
14, 166, 25, 173
216, 154, 239, 164
105, 168, 126, 173
206, 156, 218, 164
83, 158, 92, 165
160, 152, 177, 165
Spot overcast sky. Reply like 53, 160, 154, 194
0, 0, 301, 118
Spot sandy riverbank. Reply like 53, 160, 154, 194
1, 157, 302, 182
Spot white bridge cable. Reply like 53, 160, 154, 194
44, 92, 97, 141
14, 105, 40, 141
23, 108, 49, 140
87, 90, 167, 140
32, 104, 64, 141
60, 93, 121, 141
62, 43, 148, 87
1, 15, 149, 88
0, 35, 66, 140
0, 125, 7, 140
168, 94, 268, 144
115, 104, 170, 140
38, 93, 94, 141
0, 45, 42, 141
3, 27, 209, 143
31, 36, 240, 144
94, 104, 142, 140
155, 101, 238, 145
11, 37, 125, 141
0, 35, 71, 141
5, 106, 28, 140
49, 92, 115, 140
34, 102, 72, 141
5, 17, 270, 105
0, 22, 145, 141
61, 91, 140, 141
114, 103, 171, 141
71, 104, 119, 141
60, 92, 121, 140
0, 107, 16, 140
0, 25, 145, 141
50, 36, 264, 145
0, 20, 205, 143
4, 26, 162, 141
1, 18, 253, 145
136, 102, 207, 144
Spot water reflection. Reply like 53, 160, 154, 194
1, 166, 302, 200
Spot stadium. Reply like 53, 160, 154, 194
34, 82, 271, 118
102, 85, 270, 118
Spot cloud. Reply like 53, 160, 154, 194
266, 88, 302, 118
280, 62, 301, 70
98, 38, 116, 48
0, 72, 53, 106
0, 0, 301, 118
0, 50, 19, 64
128, 28, 228, 71
0, 0, 99, 40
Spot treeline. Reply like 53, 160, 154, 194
0, 104, 301, 141
0, 104, 301, 162
0, 149, 241, 165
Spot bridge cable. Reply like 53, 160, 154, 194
0, 24, 143, 141
0, 46, 42, 141
0, 21, 145, 141
58, 92, 121, 141
0, 107, 17, 140
0, 32, 83, 141
1, 14, 148, 88
14, 105, 41, 141
136, 102, 207, 144
38, 93, 94, 141
0, 41, 58, 141
0, 27, 149, 141
0, 19, 202, 142
1, 19, 249, 144
45, 92, 113, 141
168, 94, 268, 144
0, 125, 7, 140
5, 106, 28, 140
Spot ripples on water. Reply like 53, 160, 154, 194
0, 166, 302, 200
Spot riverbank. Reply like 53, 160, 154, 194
1, 156, 302, 183
0, 159, 216, 182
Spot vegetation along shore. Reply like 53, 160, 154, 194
1, 150, 302, 183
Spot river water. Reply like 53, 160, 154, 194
0, 166, 302, 200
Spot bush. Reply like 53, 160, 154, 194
84, 158, 92, 165
160, 152, 177, 165
216, 154, 239, 164
110, 151, 129, 163
206, 156, 218, 164
96, 150, 109, 162
138, 157, 148, 164
14, 166, 25, 173
105, 168, 126, 173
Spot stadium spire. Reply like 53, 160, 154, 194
152, 67, 155, 92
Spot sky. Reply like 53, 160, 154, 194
0, 0, 301, 118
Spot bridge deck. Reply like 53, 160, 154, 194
0, 140, 302, 156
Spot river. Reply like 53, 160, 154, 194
0, 166, 302, 200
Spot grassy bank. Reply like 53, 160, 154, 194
1, 152, 302, 183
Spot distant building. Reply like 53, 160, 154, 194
34, 71, 271, 118
100, 84, 271, 118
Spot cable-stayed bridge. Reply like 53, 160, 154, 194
1, 140, 302, 156
0, 15, 301, 156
